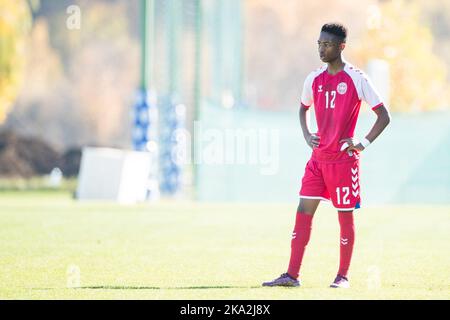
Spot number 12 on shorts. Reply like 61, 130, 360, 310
336, 187, 350, 205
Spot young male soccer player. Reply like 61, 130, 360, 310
262, 23, 391, 288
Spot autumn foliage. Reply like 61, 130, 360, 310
0, 0, 31, 122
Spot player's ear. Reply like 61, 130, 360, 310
340, 42, 346, 51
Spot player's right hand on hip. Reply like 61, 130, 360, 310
306, 133, 320, 149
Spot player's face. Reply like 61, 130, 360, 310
317, 32, 345, 63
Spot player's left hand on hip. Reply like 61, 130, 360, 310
339, 138, 365, 152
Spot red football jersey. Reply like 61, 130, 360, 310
300, 62, 384, 162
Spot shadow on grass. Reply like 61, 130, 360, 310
33, 285, 262, 290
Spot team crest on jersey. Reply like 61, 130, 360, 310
337, 82, 347, 95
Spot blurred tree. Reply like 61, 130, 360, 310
416, 0, 450, 81
7, 0, 140, 149
7, 18, 72, 150
0, 0, 32, 123
64, 1, 139, 147
354, 0, 450, 111
244, 0, 374, 110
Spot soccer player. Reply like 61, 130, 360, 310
262, 23, 391, 288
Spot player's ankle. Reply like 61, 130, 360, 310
337, 274, 348, 280
287, 272, 298, 280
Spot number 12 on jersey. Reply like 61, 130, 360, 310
325, 90, 336, 109
336, 187, 350, 205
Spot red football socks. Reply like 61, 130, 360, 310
287, 212, 313, 279
338, 212, 355, 278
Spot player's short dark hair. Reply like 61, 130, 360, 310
321, 23, 347, 42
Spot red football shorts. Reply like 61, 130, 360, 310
299, 157, 361, 211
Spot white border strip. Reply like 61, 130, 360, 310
300, 195, 357, 211
299, 195, 330, 202
335, 207, 355, 211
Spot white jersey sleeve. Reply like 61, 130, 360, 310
300, 72, 314, 108
301, 66, 326, 108
360, 74, 384, 110
344, 64, 384, 110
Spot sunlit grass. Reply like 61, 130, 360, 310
0, 191, 448, 299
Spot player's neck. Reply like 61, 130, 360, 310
326, 57, 345, 75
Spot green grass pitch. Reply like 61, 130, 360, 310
0, 191, 448, 299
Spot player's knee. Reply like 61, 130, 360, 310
297, 199, 319, 215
